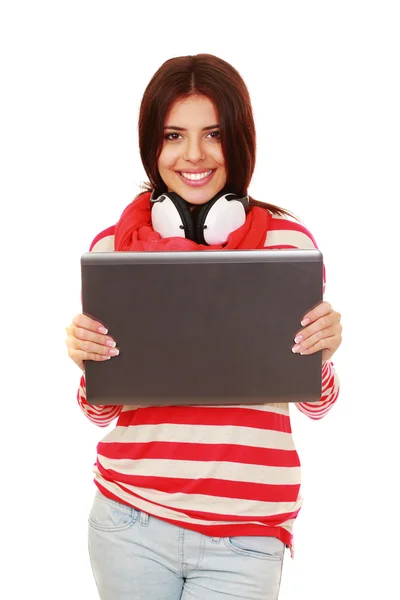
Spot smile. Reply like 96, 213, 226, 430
177, 170, 216, 187
179, 170, 213, 181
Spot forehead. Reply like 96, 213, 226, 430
165, 95, 219, 127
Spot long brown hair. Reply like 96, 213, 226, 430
137, 53, 292, 217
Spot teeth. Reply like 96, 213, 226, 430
180, 170, 213, 181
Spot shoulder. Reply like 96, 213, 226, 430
89, 225, 116, 252
263, 209, 326, 287
264, 211, 319, 250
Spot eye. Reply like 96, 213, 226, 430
207, 130, 220, 140
164, 132, 182, 141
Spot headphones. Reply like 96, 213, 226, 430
150, 190, 249, 245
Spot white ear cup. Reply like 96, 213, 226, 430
202, 195, 246, 245
151, 197, 186, 239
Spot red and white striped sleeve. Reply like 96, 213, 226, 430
77, 373, 122, 427
76, 225, 123, 426
265, 214, 340, 418
295, 360, 340, 419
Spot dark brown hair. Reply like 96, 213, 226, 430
137, 53, 292, 217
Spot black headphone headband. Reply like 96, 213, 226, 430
150, 190, 249, 206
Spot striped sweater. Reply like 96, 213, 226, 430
77, 209, 339, 552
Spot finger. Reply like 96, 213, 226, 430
292, 324, 342, 354
297, 332, 341, 356
77, 338, 120, 357
67, 333, 119, 356
69, 348, 112, 363
73, 313, 109, 334
299, 336, 336, 356
294, 312, 341, 343
71, 325, 116, 348
301, 301, 333, 326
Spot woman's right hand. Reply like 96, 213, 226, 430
65, 314, 119, 372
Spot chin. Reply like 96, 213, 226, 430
182, 191, 217, 205
174, 184, 226, 205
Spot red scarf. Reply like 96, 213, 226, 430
114, 192, 270, 251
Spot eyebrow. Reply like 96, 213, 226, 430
163, 124, 219, 131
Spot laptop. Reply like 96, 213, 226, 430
81, 249, 323, 405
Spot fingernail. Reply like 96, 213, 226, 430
109, 348, 119, 356
294, 334, 303, 344
106, 339, 116, 348
301, 318, 311, 326
98, 326, 108, 334
292, 344, 301, 353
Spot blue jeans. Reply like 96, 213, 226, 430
88, 491, 285, 600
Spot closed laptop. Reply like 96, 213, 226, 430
81, 249, 323, 405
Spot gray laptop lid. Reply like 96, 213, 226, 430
81, 249, 323, 405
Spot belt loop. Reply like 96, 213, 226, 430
139, 511, 149, 527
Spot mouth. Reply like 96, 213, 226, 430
176, 169, 216, 187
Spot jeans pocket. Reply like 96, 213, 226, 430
223, 536, 285, 560
88, 491, 137, 532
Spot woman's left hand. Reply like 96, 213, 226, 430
292, 301, 342, 364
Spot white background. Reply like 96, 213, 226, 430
1, 1, 399, 599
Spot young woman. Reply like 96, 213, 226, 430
66, 54, 342, 600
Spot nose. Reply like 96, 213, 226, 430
184, 137, 205, 163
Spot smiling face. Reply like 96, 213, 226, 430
157, 95, 227, 205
